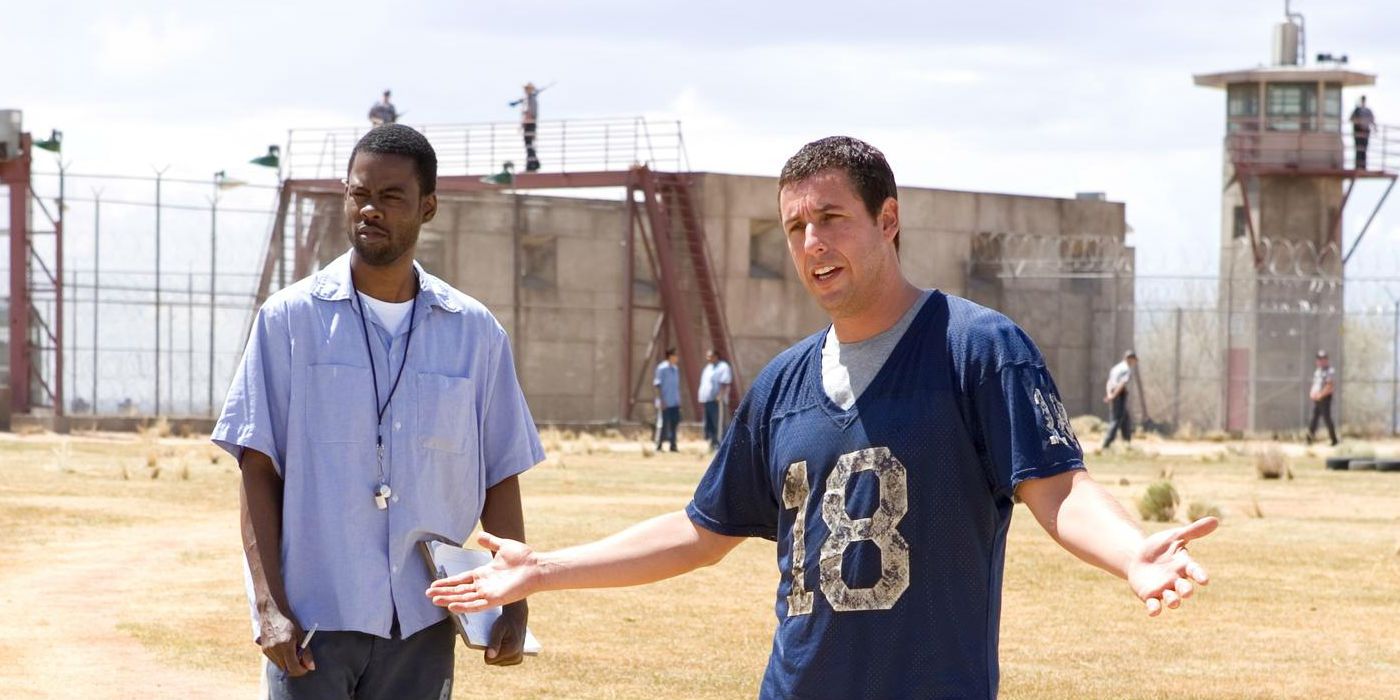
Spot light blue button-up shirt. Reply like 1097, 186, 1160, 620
213, 250, 543, 640
654, 360, 681, 409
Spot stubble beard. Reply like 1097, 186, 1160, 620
351, 229, 414, 267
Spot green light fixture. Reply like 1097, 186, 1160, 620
481, 160, 515, 185
215, 170, 247, 190
250, 145, 280, 168
34, 129, 62, 153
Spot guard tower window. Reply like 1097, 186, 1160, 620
1266, 83, 1316, 131
749, 219, 787, 279
1232, 205, 1248, 239
1322, 83, 1342, 132
1227, 84, 1259, 132
521, 234, 557, 289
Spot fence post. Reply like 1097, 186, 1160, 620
1173, 307, 1182, 429
92, 191, 101, 413
154, 168, 164, 416
1393, 303, 1399, 436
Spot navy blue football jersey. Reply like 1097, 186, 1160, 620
686, 291, 1085, 700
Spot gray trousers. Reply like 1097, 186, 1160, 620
266, 619, 455, 700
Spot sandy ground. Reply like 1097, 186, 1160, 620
0, 434, 260, 697
1, 429, 1398, 699
0, 492, 258, 698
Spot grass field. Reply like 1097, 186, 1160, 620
1, 428, 1398, 699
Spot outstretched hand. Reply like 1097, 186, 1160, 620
426, 532, 539, 614
1127, 516, 1218, 617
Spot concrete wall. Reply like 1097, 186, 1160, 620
397, 174, 1130, 423
694, 174, 1129, 419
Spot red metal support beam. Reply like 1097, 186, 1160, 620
1235, 171, 1264, 268
634, 167, 703, 419
1330, 177, 1356, 248
254, 184, 294, 311
620, 171, 637, 421
282, 171, 633, 198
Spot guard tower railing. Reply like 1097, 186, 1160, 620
1225, 117, 1397, 175
285, 117, 689, 181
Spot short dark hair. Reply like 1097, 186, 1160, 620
665, 347, 678, 358
778, 136, 899, 250
349, 124, 437, 195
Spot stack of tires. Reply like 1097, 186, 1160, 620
1326, 456, 1400, 472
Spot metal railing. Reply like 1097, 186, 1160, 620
1225, 118, 1397, 173
286, 117, 689, 181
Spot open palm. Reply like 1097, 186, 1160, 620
427, 533, 539, 613
1126, 516, 1218, 616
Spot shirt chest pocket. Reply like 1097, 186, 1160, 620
305, 364, 375, 444
416, 373, 477, 455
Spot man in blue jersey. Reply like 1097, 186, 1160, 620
427, 136, 1218, 698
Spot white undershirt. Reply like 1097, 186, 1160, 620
358, 293, 414, 337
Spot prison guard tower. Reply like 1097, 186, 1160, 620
1195, 5, 1395, 432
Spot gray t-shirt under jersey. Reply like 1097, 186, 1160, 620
822, 289, 933, 410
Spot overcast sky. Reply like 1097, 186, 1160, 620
9, 0, 1400, 280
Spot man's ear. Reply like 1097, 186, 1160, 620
422, 193, 438, 224
880, 197, 900, 240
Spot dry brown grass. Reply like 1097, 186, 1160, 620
1, 432, 1399, 699
1254, 446, 1293, 480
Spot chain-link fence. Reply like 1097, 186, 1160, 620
2, 167, 280, 416
1129, 275, 1399, 437
4, 169, 1398, 432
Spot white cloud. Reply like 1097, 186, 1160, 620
92, 13, 211, 76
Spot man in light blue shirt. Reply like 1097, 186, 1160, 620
697, 349, 733, 450
213, 124, 543, 700
1102, 350, 1137, 449
653, 348, 681, 452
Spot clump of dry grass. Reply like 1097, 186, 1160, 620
1243, 495, 1265, 519
640, 443, 655, 458
50, 437, 73, 472
1187, 500, 1223, 521
178, 461, 192, 481
138, 416, 172, 439
1254, 446, 1293, 480
575, 433, 600, 455
1070, 415, 1105, 438
1137, 480, 1179, 522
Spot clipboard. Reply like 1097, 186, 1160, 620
419, 540, 542, 655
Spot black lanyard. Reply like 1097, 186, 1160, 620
349, 270, 419, 465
